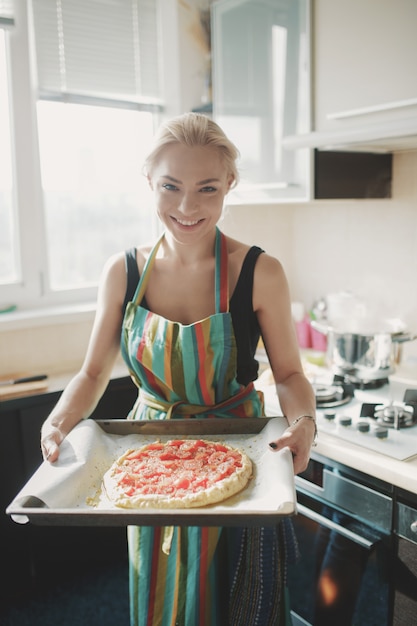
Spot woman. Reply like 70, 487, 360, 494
41, 112, 316, 625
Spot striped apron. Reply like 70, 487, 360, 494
121, 228, 289, 626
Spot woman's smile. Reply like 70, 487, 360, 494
172, 216, 204, 227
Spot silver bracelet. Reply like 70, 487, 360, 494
291, 414, 318, 446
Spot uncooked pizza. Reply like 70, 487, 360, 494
102, 438, 253, 509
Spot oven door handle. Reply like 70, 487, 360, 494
296, 503, 379, 549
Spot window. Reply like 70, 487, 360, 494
0, 0, 167, 310
37, 102, 156, 292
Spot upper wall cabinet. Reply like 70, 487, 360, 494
285, 0, 417, 152
211, 0, 311, 203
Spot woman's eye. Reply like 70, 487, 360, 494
162, 183, 178, 191
200, 186, 216, 193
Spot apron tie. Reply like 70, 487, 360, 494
137, 384, 263, 419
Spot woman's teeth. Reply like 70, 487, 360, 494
176, 218, 200, 226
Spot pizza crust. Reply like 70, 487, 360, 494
102, 439, 253, 509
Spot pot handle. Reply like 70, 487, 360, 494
391, 332, 417, 344
310, 319, 332, 336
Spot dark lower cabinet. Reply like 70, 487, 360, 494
0, 376, 137, 607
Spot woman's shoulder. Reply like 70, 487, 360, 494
224, 235, 253, 264
225, 235, 282, 273
103, 241, 155, 276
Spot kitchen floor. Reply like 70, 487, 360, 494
1, 526, 130, 626
1, 560, 129, 626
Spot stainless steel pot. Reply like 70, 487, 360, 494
311, 320, 417, 380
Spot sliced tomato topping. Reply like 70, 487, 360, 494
194, 478, 208, 489
159, 452, 179, 461
174, 478, 191, 490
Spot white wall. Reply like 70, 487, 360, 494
222, 150, 417, 364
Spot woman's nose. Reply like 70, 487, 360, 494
179, 193, 198, 214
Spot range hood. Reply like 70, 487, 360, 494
283, 115, 417, 153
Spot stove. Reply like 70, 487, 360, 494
263, 374, 417, 461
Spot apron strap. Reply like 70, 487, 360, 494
133, 228, 229, 313
133, 233, 164, 306
215, 227, 229, 314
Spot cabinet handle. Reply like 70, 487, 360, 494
411, 521, 417, 534
296, 503, 379, 549
327, 97, 417, 120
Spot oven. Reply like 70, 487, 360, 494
288, 455, 394, 626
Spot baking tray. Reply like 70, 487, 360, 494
6, 417, 296, 527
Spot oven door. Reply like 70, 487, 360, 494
288, 463, 393, 626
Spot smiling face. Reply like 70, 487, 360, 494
147, 143, 233, 243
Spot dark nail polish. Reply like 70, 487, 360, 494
269, 442, 277, 450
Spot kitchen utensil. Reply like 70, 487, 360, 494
311, 320, 417, 380
0, 374, 48, 386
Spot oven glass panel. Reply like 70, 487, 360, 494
287, 494, 391, 626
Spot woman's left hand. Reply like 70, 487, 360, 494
268, 417, 316, 474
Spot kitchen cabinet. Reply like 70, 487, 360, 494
0, 376, 137, 606
211, 0, 311, 203
211, 0, 393, 201
311, 0, 417, 151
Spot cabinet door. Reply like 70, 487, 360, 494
0, 409, 33, 601
393, 499, 417, 624
211, 0, 311, 203
394, 538, 417, 625
314, 0, 417, 133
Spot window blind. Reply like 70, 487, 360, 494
0, 0, 14, 27
30, 0, 162, 107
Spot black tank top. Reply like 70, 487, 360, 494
123, 245, 264, 386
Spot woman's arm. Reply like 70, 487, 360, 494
253, 253, 316, 474
41, 253, 127, 462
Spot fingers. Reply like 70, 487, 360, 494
41, 439, 60, 463
268, 430, 291, 452
268, 433, 311, 474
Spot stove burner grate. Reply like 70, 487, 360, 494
374, 402, 417, 429
333, 373, 389, 390
361, 400, 417, 429
313, 382, 354, 409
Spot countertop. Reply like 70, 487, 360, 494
313, 430, 417, 494
0, 362, 132, 405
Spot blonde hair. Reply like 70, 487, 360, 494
143, 113, 240, 188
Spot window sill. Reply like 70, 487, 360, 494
0, 302, 96, 332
